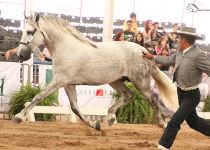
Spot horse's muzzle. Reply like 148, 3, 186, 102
18, 49, 31, 62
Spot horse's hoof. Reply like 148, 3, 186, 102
157, 122, 167, 129
104, 114, 116, 126
12, 117, 22, 123
95, 121, 101, 131
108, 117, 115, 126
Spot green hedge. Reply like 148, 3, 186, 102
8, 84, 58, 121
115, 82, 155, 124
203, 96, 210, 112
116, 83, 210, 124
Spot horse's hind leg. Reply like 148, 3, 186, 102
106, 80, 133, 126
64, 84, 101, 131
130, 77, 167, 128
13, 78, 60, 123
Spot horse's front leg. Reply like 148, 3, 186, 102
13, 79, 60, 123
64, 84, 101, 131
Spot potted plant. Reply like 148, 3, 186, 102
8, 84, 58, 121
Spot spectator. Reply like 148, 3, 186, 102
114, 31, 125, 41
153, 22, 166, 41
144, 41, 157, 55
134, 31, 144, 46
161, 46, 170, 56
42, 47, 52, 62
155, 36, 169, 55
33, 48, 44, 63
158, 46, 170, 71
168, 23, 180, 49
154, 36, 170, 71
123, 12, 138, 33
123, 20, 135, 42
153, 22, 160, 29
142, 20, 156, 42
34, 47, 52, 65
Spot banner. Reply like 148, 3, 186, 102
0, 62, 21, 112
58, 85, 115, 110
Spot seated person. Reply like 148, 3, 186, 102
155, 36, 169, 55
158, 47, 170, 71
144, 41, 157, 55
114, 31, 125, 41
134, 31, 144, 46
42, 47, 52, 62
142, 20, 156, 42
34, 47, 52, 65
123, 20, 135, 42
168, 23, 180, 49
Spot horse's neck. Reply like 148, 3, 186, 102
41, 25, 77, 55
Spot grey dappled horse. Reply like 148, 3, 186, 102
14, 14, 177, 130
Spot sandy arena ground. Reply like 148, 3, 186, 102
0, 120, 210, 150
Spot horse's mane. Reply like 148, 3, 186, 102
40, 15, 97, 48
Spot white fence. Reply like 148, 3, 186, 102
25, 102, 110, 122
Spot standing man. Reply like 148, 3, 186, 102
123, 12, 138, 33
144, 26, 210, 150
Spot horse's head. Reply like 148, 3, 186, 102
18, 14, 45, 61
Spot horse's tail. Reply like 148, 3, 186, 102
148, 60, 179, 112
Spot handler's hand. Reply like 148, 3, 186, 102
143, 52, 154, 60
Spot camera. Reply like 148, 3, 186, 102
158, 27, 163, 30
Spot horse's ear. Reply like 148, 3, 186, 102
35, 14, 40, 23
23, 11, 29, 20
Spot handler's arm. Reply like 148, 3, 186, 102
154, 54, 176, 67
196, 52, 210, 76
144, 52, 176, 67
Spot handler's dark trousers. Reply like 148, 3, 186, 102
159, 87, 210, 149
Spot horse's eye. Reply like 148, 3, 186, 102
27, 31, 34, 35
